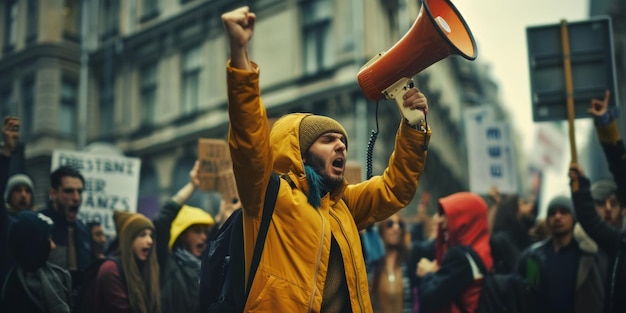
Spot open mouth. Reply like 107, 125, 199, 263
332, 158, 344, 168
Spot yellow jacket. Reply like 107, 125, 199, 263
226, 62, 430, 312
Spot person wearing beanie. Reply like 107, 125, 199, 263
152, 160, 215, 313
222, 7, 431, 312
517, 194, 604, 313
93, 210, 160, 313
0, 211, 72, 313
590, 179, 624, 230
4, 173, 35, 215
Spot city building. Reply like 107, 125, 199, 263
0, 0, 518, 219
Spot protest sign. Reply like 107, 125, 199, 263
51, 150, 141, 236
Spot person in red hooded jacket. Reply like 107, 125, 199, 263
416, 192, 492, 313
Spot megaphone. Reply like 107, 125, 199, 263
357, 0, 477, 125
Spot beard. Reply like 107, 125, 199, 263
305, 151, 344, 192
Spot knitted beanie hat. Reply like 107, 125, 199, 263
299, 115, 348, 156
4, 174, 34, 204
547, 195, 576, 221
113, 210, 154, 239
168, 205, 215, 250
591, 180, 617, 202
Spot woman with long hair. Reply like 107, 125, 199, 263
94, 210, 160, 313
369, 213, 417, 312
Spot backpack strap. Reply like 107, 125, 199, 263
245, 172, 280, 298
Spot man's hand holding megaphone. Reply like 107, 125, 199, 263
398, 81, 429, 129
384, 78, 428, 127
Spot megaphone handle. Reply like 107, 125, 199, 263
384, 78, 425, 126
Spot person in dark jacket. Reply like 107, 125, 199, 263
0, 211, 72, 313
517, 196, 604, 313
40, 165, 92, 307
153, 160, 215, 313
569, 90, 626, 313
417, 192, 492, 313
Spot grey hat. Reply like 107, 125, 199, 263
4, 174, 34, 204
547, 195, 576, 221
591, 180, 617, 202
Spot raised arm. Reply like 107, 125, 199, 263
153, 160, 201, 267
222, 6, 273, 218
589, 90, 626, 206
1, 117, 19, 207
344, 87, 431, 228
569, 163, 622, 257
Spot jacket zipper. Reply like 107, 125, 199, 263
329, 210, 365, 312
308, 209, 325, 312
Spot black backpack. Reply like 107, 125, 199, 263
197, 173, 280, 313
462, 249, 538, 313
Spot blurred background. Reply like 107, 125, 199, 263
0, 0, 623, 220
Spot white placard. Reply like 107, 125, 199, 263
530, 123, 567, 173
466, 120, 518, 194
51, 150, 141, 236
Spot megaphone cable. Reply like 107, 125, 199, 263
366, 101, 380, 180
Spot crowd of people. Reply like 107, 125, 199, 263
0, 5, 624, 313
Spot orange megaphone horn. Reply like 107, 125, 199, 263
357, 0, 477, 125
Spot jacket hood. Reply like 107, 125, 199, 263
269, 113, 309, 176
437, 192, 493, 270
169, 205, 215, 250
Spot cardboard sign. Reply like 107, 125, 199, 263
217, 168, 240, 204
197, 138, 232, 191
344, 161, 363, 184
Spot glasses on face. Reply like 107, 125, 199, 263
384, 220, 405, 229
61, 188, 83, 194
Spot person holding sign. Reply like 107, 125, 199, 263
222, 6, 430, 312
567, 90, 626, 313
153, 160, 215, 313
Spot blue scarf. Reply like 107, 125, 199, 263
304, 165, 326, 208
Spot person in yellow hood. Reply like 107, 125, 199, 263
153, 161, 215, 313
222, 6, 431, 313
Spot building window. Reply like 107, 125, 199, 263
59, 81, 77, 135
26, 0, 38, 42
103, 0, 119, 38
63, 0, 79, 36
4, 1, 18, 50
181, 45, 202, 115
302, 0, 333, 75
140, 63, 157, 126
141, 0, 159, 21
21, 81, 34, 138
